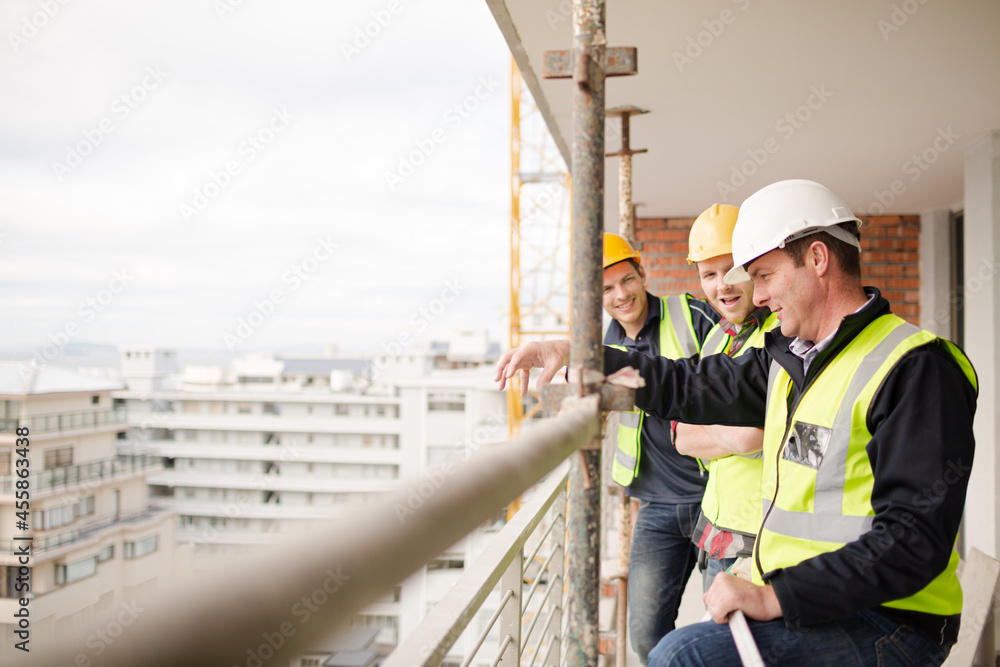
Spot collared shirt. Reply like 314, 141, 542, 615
789, 290, 876, 375
715, 307, 772, 358
604, 292, 719, 503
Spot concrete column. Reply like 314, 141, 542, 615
918, 208, 953, 337
963, 130, 1000, 559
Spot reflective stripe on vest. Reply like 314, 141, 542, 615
752, 314, 977, 617
700, 324, 729, 358
698, 312, 778, 534
610, 295, 700, 487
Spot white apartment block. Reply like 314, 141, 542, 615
115, 332, 508, 661
0, 361, 183, 657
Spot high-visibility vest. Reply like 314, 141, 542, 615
698, 312, 779, 536
610, 295, 700, 487
752, 314, 977, 618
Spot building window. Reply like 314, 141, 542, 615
37, 504, 75, 530
124, 535, 159, 560
44, 446, 73, 469
376, 406, 386, 417
183, 402, 200, 414
0, 450, 10, 476
77, 496, 95, 518
362, 435, 373, 447
428, 392, 465, 411
301, 659, 321, 667
98, 545, 115, 562
335, 404, 349, 416
237, 403, 252, 414
262, 403, 279, 415
427, 558, 464, 571
91, 395, 100, 405
55, 556, 98, 585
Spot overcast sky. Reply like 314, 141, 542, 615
0, 0, 514, 358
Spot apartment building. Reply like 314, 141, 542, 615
115, 332, 508, 660
0, 361, 182, 655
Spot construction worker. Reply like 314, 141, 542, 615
495, 179, 976, 665
603, 234, 719, 664
672, 204, 778, 591
601, 232, 718, 663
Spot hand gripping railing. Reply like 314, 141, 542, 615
21, 400, 599, 667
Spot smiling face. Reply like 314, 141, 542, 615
696, 254, 756, 325
747, 248, 820, 341
603, 260, 649, 338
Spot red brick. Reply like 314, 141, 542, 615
886, 277, 920, 289
639, 229, 689, 242
637, 218, 665, 230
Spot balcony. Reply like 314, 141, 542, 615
0, 454, 162, 497
0, 408, 127, 436
0, 504, 167, 558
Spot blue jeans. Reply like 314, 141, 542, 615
629, 500, 700, 664
702, 556, 738, 594
648, 608, 953, 666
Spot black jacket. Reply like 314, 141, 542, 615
604, 288, 977, 643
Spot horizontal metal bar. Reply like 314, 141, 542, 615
23, 401, 599, 667
460, 588, 515, 667
542, 47, 638, 79
383, 463, 573, 667
491, 635, 515, 667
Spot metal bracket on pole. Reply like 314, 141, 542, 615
606, 105, 648, 244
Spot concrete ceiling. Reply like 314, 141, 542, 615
487, 0, 1000, 221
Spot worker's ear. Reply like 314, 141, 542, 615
808, 240, 831, 278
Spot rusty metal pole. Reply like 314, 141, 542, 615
542, 0, 638, 662
566, 0, 606, 663
606, 106, 648, 246
605, 104, 647, 667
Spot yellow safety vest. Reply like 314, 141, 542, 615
698, 312, 779, 536
610, 295, 700, 487
752, 314, 977, 618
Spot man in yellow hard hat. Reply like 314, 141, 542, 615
672, 204, 778, 592
495, 180, 976, 666
602, 232, 718, 663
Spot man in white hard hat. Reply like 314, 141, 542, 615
495, 179, 977, 665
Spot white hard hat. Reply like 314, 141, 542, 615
724, 179, 863, 284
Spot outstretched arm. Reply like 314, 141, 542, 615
494, 340, 571, 396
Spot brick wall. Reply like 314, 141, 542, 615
635, 214, 921, 325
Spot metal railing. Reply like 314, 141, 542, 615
0, 407, 127, 435
21, 400, 600, 667
383, 465, 567, 667
0, 454, 160, 495
1, 505, 166, 557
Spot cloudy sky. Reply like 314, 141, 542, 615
0, 0, 515, 358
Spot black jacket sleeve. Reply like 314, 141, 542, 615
768, 341, 977, 628
604, 344, 770, 427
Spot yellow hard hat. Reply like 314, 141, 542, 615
603, 233, 640, 269
687, 204, 740, 264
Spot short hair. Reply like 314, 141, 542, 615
783, 222, 862, 278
